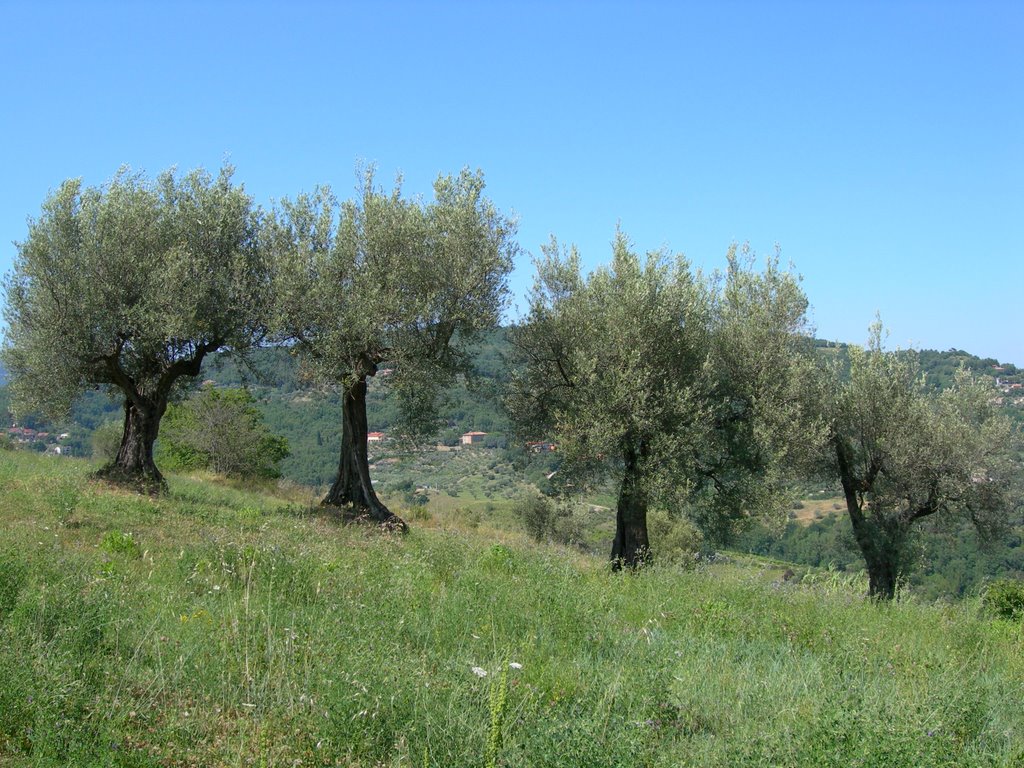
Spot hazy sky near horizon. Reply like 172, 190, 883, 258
1, 1, 1021, 363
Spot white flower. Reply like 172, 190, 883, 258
471, 666, 488, 678
509, 662, 523, 670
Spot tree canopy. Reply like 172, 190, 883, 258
1, 165, 267, 490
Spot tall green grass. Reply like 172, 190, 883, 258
0, 450, 1022, 766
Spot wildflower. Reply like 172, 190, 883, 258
471, 666, 488, 677
509, 662, 523, 670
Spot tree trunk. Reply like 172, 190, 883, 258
864, 550, 899, 601
97, 396, 167, 493
322, 378, 407, 532
838, 468, 906, 600
848, 512, 907, 601
610, 439, 649, 570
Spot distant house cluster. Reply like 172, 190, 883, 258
7, 426, 47, 442
367, 431, 386, 443
992, 372, 1024, 405
5, 426, 69, 454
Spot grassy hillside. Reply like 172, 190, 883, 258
2, 450, 1023, 767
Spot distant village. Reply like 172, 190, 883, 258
992, 366, 1024, 406
4, 426, 71, 455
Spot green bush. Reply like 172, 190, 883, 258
100, 530, 141, 559
517, 494, 585, 547
90, 419, 123, 463
518, 494, 556, 542
982, 578, 1024, 621
647, 509, 702, 566
159, 386, 290, 478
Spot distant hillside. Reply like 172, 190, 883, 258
2, 330, 1022, 474
812, 340, 1024, 424
814, 338, 1023, 386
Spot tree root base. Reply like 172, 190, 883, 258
94, 464, 167, 496
319, 502, 409, 534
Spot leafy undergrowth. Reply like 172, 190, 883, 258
1, 450, 1023, 767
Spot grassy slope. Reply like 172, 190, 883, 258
1, 450, 1023, 767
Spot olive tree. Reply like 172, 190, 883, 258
825, 326, 1019, 599
507, 235, 818, 568
689, 245, 824, 544
268, 168, 517, 529
1, 166, 266, 491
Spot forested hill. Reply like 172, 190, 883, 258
812, 342, 1024, 428
813, 338, 1023, 389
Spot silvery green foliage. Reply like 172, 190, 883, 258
2, 165, 266, 420
509, 232, 712, 496
267, 167, 518, 439
508, 234, 820, 543
691, 245, 826, 541
826, 324, 1020, 595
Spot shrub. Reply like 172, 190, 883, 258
517, 494, 588, 548
647, 509, 702, 566
982, 578, 1024, 621
159, 386, 290, 479
518, 494, 556, 542
90, 420, 123, 463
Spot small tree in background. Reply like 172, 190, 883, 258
159, 386, 289, 479
1, 165, 267, 492
91, 420, 124, 464
268, 167, 517, 529
823, 324, 1020, 599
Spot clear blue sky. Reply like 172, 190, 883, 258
1, 1, 1021, 362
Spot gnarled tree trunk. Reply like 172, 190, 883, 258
611, 438, 649, 570
95, 341, 215, 494
97, 395, 168, 493
848, 511, 907, 601
837, 441, 907, 600
322, 378, 407, 532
